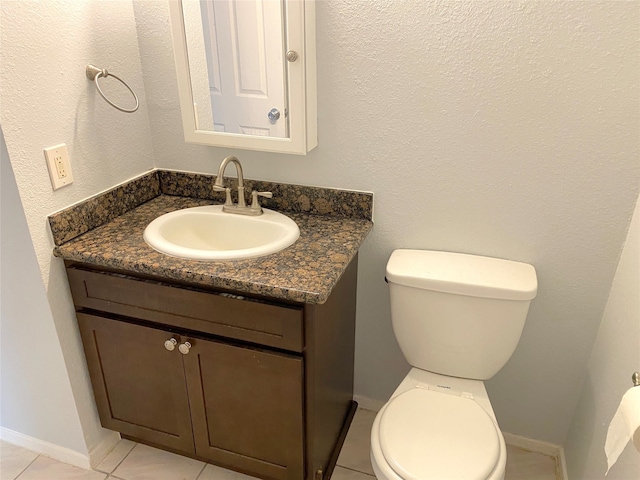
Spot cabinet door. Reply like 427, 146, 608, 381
77, 313, 195, 453
183, 338, 304, 480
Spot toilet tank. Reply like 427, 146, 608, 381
386, 250, 537, 380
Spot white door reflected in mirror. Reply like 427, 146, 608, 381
189, 0, 286, 137
169, 0, 317, 154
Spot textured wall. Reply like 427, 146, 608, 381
0, 0, 155, 455
1, 0, 638, 456
1, 130, 86, 454
564, 195, 640, 478
134, 0, 640, 444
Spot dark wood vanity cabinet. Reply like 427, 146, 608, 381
77, 314, 196, 453
65, 257, 358, 480
77, 313, 305, 479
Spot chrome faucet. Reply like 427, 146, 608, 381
213, 156, 272, 216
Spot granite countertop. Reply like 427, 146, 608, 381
51, 171, 373, 304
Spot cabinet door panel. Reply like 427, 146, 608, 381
184, 339, 304, 480
77, 313, 195, 453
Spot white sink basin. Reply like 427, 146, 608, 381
143, 205, 300, 261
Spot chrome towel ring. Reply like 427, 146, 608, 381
86, 64, 139, 113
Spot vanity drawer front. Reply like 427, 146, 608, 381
67, 266, 303, 352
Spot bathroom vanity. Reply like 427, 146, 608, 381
50, 171, 373, 480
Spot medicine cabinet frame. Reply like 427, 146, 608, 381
168, 0, 317, 155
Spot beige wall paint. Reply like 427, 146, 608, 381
564, 195, 640, 477
0, 0, 638, 458
134, 0, 639, 444
0, 0, 155, 456
1, 130, 87, 455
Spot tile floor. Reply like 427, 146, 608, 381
0, 408, 559, 480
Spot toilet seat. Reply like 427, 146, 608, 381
378, 388, 501, 480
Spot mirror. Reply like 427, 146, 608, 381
168, 0, 317, 155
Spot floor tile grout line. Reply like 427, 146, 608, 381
12, 453, 41, 480
335, 461, 375, 477
105, 441, 139, 477
193, 461, 208, 480
3, 410, 558, 480
336, 465, 376, 478
101, 442, 208, 480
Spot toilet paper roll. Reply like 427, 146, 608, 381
605, 386, 640, 474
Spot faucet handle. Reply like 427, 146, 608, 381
250, 191, 273, 213
213, 179, 233, 206
223, 187, 233, 206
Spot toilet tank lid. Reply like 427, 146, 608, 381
386, 250, 538, 300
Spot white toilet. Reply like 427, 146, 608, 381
370, 249, 538, 480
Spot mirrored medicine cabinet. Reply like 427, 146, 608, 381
168, 0, 317, 155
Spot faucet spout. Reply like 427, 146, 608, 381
213, 156, 246, 208
212, 155, 271, 215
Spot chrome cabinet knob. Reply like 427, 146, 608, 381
286, 50, 299, 62
164, 338, 177, 351
178, 341, 192, 355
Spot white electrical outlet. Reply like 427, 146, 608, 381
44, 143, 74, 190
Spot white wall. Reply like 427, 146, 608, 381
134, 0, 640, 445
1, 130, 87, 455
1, 0, 638, 459
563, 193, 640, 478
0, 0, 155, 457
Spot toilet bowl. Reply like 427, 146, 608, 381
370, 369, 506, 480
370, 249, 537, 480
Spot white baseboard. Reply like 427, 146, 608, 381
503, 432, 561, 456
558, 447, 569, 480
0, 427, 91, 469
87, 430, 121, 469
0, 427, 120, 471
503, 432, 568, 480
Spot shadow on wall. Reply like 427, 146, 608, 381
0, 128, 88, 455
565, 376, 599, 477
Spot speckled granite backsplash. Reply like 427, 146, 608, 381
49, 172, 160, 246
159, 171, 374, 220
49, 169, 373, 247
